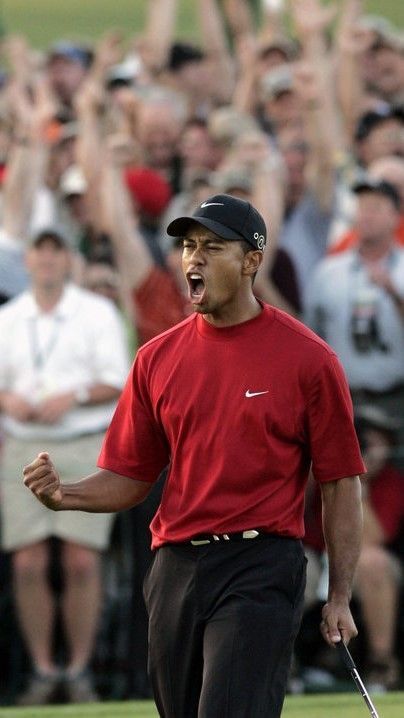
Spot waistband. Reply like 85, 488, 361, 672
158, 531, 300, 550
168, 529, 289, 546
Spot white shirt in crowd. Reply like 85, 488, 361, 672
0, 283, 130, 440
305, 249, 404, 392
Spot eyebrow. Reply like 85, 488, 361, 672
183, 234, 226, 244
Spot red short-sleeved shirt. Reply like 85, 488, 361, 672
98, 304, 365, 547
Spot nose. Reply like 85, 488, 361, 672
185, 244, 206, 265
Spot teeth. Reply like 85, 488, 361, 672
190, 273, 203, 279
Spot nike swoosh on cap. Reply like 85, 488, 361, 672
200, 201, 225, 208
245, 390, 269, 398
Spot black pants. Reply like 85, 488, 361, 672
143, 536, 306, 718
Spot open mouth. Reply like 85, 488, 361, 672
187, 273, 206, 304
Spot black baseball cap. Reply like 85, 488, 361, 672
29, 227, 72, 249
166, 194, 267, 250
355, 105, 404, 142
167, 42, 205, 72
352, 177, 401, 210
47, 41, 93, 69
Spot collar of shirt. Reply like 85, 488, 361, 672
20, 283, 82, 320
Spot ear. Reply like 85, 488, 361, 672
242, 249, 263, 277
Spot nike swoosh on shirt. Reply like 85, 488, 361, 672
245, 390, 269, 398
200, 201, 225, 208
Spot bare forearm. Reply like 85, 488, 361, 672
197, 0, 228, 58
59, 470, 153, 513
76, 113, 103, 188
336, 0, 366, 142
3, 141, 48, 240
101, 161, 152, 290
321, 476, 363, 602
143, 0, 177, 72
222, 0, 254, 38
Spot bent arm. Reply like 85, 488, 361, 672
23, 451, 153, 513
59, 470, 153, 513
320, 475, 363, 644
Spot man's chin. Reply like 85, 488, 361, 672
193, 304, 209, 314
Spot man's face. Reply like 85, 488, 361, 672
262, 90, 302, 133
361, 119, 404, 165
179, 124, 219, 171
371, 47, 404, 98
47, 57, 86, 104
137, 106, 181, 168
25, 238, 71, 288
181, 226, 251, 318
354, 192, 399, 244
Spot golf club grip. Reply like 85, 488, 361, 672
337, 640, 356, 670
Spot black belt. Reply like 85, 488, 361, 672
189, 529, 262, 546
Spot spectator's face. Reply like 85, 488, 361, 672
257, 49, 291, 77
83, 263, 120, 304
47, 57, 87, 104
370, 47, 404, 98
180, 124, 219, 171
65, 193, 90, 225
359, 119, 404, 165
354, 192, 399, 244
369, 157, 404, 210
137, 105, 181, 169
175, 60, 210, 98
262, 90, 302, 133
25, 239, 71, 288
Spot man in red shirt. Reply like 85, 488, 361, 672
23, 194, 364, 718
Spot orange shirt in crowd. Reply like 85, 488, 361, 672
328, 217, 404, 255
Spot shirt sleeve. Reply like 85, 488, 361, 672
97, 352, 170, 482
306, 351, 366, 482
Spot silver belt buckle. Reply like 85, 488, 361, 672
190, 538, 211, 546
242, 530, 259, 539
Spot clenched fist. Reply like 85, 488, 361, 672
23, 452, 63, 510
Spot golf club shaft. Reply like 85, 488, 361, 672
337, 641, 380, 718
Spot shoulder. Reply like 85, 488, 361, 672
271, 307, 337, 362
66, 284, 122, 320
0, 291, 29, 321
138, 313, 196, 358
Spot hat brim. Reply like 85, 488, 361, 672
352, 181, 400, 209
167, 216, 244, 241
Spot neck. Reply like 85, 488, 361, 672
358, 239, 393, 263
203, 295, 262, 328
33, 285, 64, 312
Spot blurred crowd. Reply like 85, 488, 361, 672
0, 0, 404, 706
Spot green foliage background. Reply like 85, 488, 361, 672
0, 0, 402, 50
